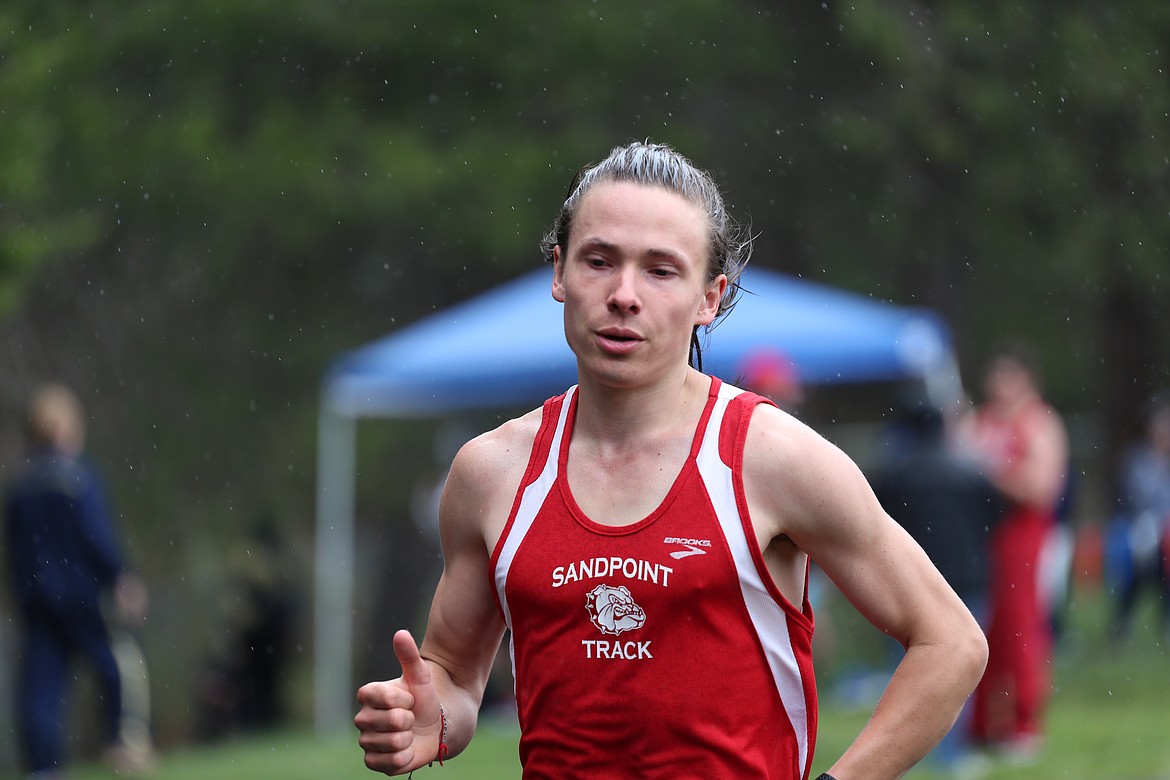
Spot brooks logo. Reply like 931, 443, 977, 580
664, 536, 711, 559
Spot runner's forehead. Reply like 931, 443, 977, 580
567, 182, 709, 261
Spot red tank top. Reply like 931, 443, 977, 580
490, 377, 818, 779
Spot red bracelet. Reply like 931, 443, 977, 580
436, 704, 449, 766
407, 705, 449, 778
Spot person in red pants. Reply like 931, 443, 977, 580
959, 348, 1068, 761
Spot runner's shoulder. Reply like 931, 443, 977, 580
449, 406, 543, 494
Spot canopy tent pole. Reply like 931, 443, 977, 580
313, 406, 357, 733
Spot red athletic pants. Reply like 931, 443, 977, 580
971, 507, 1053, 744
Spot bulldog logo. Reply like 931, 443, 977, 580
585, 584, 646, 636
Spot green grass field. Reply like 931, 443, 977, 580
47, 589, 1170, 780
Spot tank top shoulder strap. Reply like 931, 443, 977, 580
717, 385, 778, 469
491, 386, 577, 621
518, 386, 577, 491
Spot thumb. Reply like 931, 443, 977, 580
393, 629, 432, 690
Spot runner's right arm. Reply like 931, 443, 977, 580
356, 415, 535, 775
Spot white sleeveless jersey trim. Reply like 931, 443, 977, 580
494, 385, 576, 629
697, 381, 811, 779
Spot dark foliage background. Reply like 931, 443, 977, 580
1, 0, 1167, 751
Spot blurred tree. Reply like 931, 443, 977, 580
819, 1, 1170, 467
0, 1, 844, 318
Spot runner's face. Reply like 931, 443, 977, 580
551, 181, 725, 388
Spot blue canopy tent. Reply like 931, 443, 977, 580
313, 267, 961, 730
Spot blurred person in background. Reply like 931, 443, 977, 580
959, 348, 1068, 762
194, 512, 297, 741
3, 383, 151, 778
738, 347, 806, 414
223, 513, 296, 731
1111, 395, 1170, 642
872, 392, 1005, 774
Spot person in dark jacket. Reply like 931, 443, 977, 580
4, 383, 148, 778
872, 393, 1005, 772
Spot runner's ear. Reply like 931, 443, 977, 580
695, 273, 727, 326
552, 245, 567, 303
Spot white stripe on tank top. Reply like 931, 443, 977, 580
697, 382, 811, 780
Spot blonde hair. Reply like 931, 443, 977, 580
25, 383, 86, 454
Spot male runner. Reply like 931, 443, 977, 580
355, 141, 987, 779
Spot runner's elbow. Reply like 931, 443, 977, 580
959, 620, 989, 685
